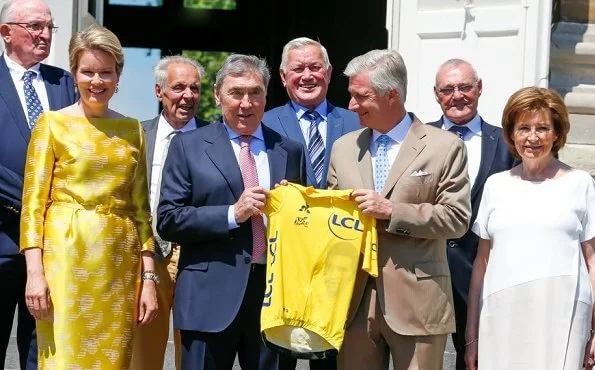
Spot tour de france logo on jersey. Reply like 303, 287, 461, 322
294, 203, 310, 227
328, 209, 364, 240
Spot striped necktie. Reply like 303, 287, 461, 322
449, 125, 470, 140
304, 110, 325, 185
23, 71, 44, 130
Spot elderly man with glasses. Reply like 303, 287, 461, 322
427, 58, 515, 370
0, 0, 76, 369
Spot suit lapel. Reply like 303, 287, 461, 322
205, 125, 244, 199
322, 103, 343, 188
382, 118, 427, 198
40, 64, 61, 110
144, 117, 159, 181
280, 102, 316, 185
473, 119, 498, 197
0, 56, 30, 141
355, 128, 374, 190
263, 126, 287, 188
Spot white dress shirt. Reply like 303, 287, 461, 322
292, 100, 328, 146
442, 114, 482, 187
149, 116, 197, 212
370, 113, 413, 181
4, 53, 50, 127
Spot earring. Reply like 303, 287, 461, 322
115, 84, 119, 93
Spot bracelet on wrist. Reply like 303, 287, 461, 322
464, 338, 478, 346
141, 270, 160, 285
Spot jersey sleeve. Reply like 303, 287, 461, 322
580, 173, 595, 242
361, 216, 378, 277
263, 184, 285, 217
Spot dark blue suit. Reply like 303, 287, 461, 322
428, 117, 515, 370
157, 122, 306, 370
0, 54, 76, 370
263, 101, 361, 189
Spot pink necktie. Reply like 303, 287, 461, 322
239, 135, 266, 261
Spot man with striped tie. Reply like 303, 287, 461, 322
263, 37, 361, 192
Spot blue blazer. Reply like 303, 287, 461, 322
262, 101, 361, 188
0, 55, 76, 255
427, 117, 516, 302
157, 122, 307, 332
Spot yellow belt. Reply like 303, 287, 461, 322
50, 201, 135, 216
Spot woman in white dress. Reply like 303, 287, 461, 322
465, 87, 595, 370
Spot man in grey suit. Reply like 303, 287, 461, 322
263, 37, 361, 192
130, 55, 208, 370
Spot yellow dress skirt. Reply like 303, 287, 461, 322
20, 112, 154, 369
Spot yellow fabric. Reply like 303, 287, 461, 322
20, 111, 154, 369
261, 183, 377, 354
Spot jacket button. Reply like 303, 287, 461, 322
448, 241, 457, 248
244, 256, 251, 264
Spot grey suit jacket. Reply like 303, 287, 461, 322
141, 115, 210, 257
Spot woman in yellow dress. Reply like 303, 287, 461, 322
19, 25, 158, 369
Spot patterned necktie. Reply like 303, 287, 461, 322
374, 135, 391, 193
239, 135, 266, 261
23, 71, 44, 130
304, 110, 325, 185
152, 130, 180, 258
449, 125, 470, 140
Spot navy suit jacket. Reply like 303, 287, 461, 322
157, 122, 307, 332
262, 101, 361, 188
0, 55, 76, 256
428, 117, 516, 302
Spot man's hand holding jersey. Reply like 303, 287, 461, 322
352, 189, 392, 220
234, 186, 270, 223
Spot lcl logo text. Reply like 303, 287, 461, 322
328, 214, 364, 240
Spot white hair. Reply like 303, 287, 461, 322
280, 37, 331, 72
344, 49, 408, 103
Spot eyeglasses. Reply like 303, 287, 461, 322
437, 84, 476, 97
514, 126, 553, 138
6, 22, 59, 34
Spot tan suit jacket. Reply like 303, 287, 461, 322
327, 114, 471, 336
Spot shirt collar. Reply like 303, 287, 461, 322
291, 100, 328, 121
223, 121, 265, 142
4, 53, 41, 80
442, 114, 482, 136
372, 112, 413, 144
157, 114, 197, 141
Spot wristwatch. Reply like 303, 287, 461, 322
141, 270, 160, 285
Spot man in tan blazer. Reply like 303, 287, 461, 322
328, 49, 471, 370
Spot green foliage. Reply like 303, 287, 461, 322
183, 50, 231, 122
183, 0, 236, 10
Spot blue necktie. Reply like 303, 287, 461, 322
449, 125, 470, 140
304, 110, 325, 185
23, 71, 44, 130
374, 135, 391, 193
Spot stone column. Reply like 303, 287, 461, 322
551, 0, 595, 175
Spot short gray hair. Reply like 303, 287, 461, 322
0, 0, 22, 23
215, 54, 270, 94
154, 55, 205, 90
344, 49, 408, 103
435, 58, 479, 87
280, 37, 331, 71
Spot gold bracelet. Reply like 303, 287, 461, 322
464, 338, 478, 346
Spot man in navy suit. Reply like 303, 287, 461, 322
427, 59, 515, 370
0, 1, 76, 368
157, 54, 306, 370
263, 37, 360, 191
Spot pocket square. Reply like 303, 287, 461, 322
410, 170, 429, 177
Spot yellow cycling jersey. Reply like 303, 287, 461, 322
261, 183, 378, 359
